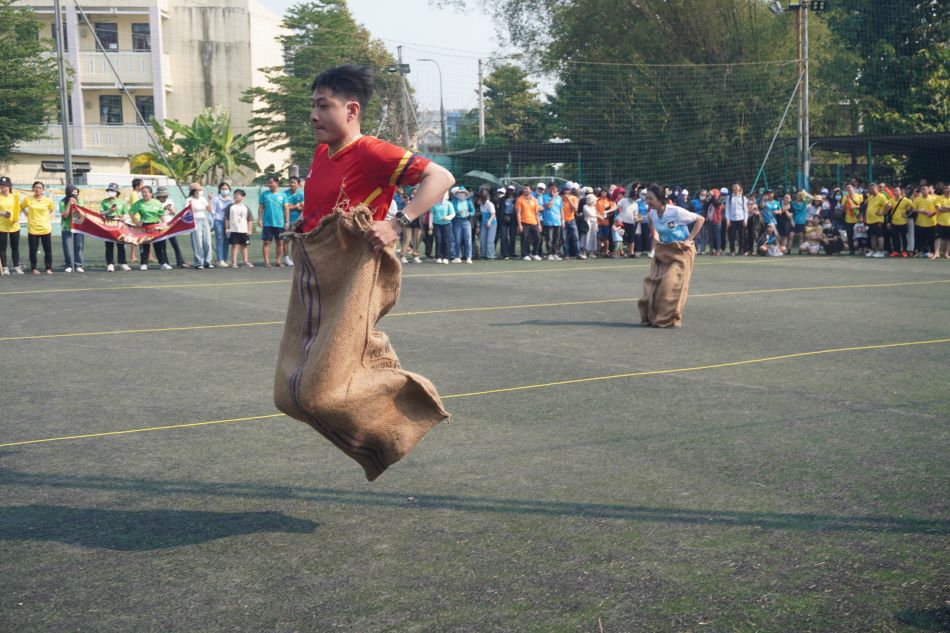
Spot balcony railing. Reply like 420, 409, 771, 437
80, 51, 153, 85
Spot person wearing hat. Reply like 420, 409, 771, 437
130, 185, 170, 270
498, 185, 518, 259
0, 176, 24, 274
20, 181, 56, 275
449, 185, 474, 263
100, 182, 131, 271
478, 189, 498, 260
58, 184, 85, 272
155, 186, 187, 268
516, 184, 542, 260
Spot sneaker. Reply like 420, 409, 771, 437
578, 254, 587, 260
161, 263, 173, 270
553, 254, 562, 261
873, 251, 885, 258
465, 258, 472, 264
194, 264, 203, 269
901, 251, 908, 258
1, 267, 8, 275
14, 266, 23, 274
231, 262, 238, 268
283, 255, 293, 266
32, 269, 40, 275
218, 260, 230, 268
889, 252, 899, 257
413, 256, 422, 264
865, 251, 874, 257
76, 266, 84, 273
546, 254, 554, 261
648, 251, 655, 258
245, 262, 254, 268
106, 264, 115, 272
140, 264, 148, 271
441, 259, 449, 265
401, 256, 409, 264
120, 264, 131, 271
451, 257, 462, 263
532, 255, 542, 261
523, 255, 532, 261
64, 267, 72, 273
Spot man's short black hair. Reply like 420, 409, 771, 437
131, 178, 142, 188
311, 64, 374, 112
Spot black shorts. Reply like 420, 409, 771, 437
260, 226, 282, 241
866, 223, 884, 238
622, 223, 637, 245
938, 225, 950, 240
793, 223, 806, 233
229, 232, 249, 246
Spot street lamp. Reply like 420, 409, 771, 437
477, 53, 524, 143
417, 58, 447, 151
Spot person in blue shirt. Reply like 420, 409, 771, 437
688, 189, 707, 254
282, 176, 304, 266
449, 186, 475, 263
789, 190, 811, 253
541, 183, 563, 259
258, 175, 289, 267
761, 190, 780, 226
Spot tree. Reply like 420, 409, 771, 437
243, 0, 409, 168
0, 0, 61, 161
130, 107, 258, 184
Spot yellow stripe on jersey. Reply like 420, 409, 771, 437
363, 187, 383, 206
388, 151, 412, 186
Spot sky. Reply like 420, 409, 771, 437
258, 0, 517, 112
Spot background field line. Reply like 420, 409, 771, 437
2, 337, 946, 448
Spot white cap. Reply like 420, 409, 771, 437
536, 182, 546, 190
496, 188, 505, 194
720, 187, 729, 195
682, 189, 689, 197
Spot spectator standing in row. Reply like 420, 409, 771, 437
704, 189, 724, 255
912, 185, 936, 257
58, 184, 84, 272
131, 185, 169, 271
725, 182, 748, 255
595, 188, 616, 256
886, 185, 912, 257
127, 178, 143, 263
429, 191, 455, 264
210, 183, 232, 267
517, 184, 542, 260
0, 176, 23, 274
689, 190, 708, 254
259, 175, 289, 267
579, 192, 598, 259
541, 184, 563, 260
744, 199, 762, 256
21, 181, 55, 275
498, 185, 518, 259
100, 182, 130, 271
789, 190, 810, 253
189, 185, 214, 269
450, 186, 474, 264
617, 188, 639, 257
225, 189, 254, 267
842, 184, 864, 255
561, 185, 580, 259
934, 183, 950, 259
156, 187, 187, 268
864, 183, 889, 257
479, 189, 497, 260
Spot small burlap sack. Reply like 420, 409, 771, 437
638, 241, 695, 328
274, 206, 449, 480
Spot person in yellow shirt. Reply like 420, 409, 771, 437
842, 184, 864, 255
20, 181, 56, 275
912, 185, 937, 257
934, 182, 950, 260
886, 185, 913, 257
863, 183, 889, 257
0, 176, 23, 274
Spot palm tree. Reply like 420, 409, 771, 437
130, 107, 259, 183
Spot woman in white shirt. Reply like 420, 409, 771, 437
188, 186, 213, 268
638, 184, 705, 328
579, 193, 599, 259
478, 189, 497, 260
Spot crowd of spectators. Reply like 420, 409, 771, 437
2, 174, 949, 276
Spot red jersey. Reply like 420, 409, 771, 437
301, 135, 431, 233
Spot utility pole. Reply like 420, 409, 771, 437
418, 59, 447, 151
477, 58, 485, 143
795, 2, 803, 191
802, 2, 811, 192
396, 46, 411, 148
53, 0, 73, 184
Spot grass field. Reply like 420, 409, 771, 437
1, 242, 948, 632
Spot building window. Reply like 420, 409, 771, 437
94, 23, 119, 51
51, 21, 68, 50
135, 96, 154, 123
99, 95, 123, 125
57, 97, 74, 125
131, 23, 150, 52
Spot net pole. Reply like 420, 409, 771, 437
750, 69, 805, 194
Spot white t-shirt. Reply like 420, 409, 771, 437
617, 198, 638, 224
227, 202, 251, 234
189, 196, 209, 220
649, 204, 699, 244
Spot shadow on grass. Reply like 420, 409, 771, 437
894, 606, 950, 631
0, 504, 317, 550
1, 469, 946, 535
491, 319, 643, 329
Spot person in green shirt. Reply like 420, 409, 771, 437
59, 184, 85, 273
100, 182, 131, 271
129, 185, 169, 270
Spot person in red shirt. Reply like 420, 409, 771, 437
299, 65, 454, 249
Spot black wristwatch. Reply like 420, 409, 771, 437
394, 211, 412, 227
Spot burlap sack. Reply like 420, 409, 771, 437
638, 241, 695, 328
274, 206, 450, 481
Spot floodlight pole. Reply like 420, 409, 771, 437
796, 3, 803, 191
53, 0, 73, 185
803, 2, 811, 192
418, 58, 447, 151
477, 58, 485, 143
397, 46, 411, 148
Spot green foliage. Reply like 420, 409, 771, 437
130, 107, 258, 184
0, 0, 61, 161
242, 0, 408, 168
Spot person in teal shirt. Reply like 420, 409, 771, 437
429, 193, 456, 264
258, 175, 288, 267
789, 190, 811, 253
282, 176, 305, 266
449, 186, 474, 262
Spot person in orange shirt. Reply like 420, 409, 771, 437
515, 184, 541, 260
560, 185, 579, 258
595, 189, 616, 256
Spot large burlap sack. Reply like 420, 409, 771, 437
274, 206, 450, 480
638, 241, 695, 328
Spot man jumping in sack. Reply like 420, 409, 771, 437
274, 64, 455, 481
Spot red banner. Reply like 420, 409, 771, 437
69, 203, 195, 245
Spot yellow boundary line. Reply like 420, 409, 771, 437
1, 337, 947, 448
1, 279, 947, 343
